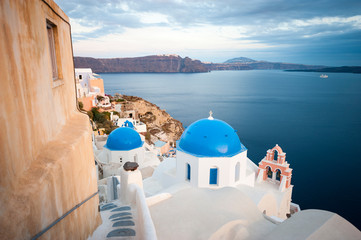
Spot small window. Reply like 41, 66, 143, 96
235, 162, 240, 182
119, 157, 122, 163
186, 163, 191, 181
79, 75, 82, 80
210, 168, 218, 185
46, 21, 58, 80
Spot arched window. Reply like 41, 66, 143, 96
266, 166, 272, 178
235, 162, 240, 182
273, 150, 278, 161
275, 169, 281, 181
210, 167, 218, 185
186, 163, 191, 181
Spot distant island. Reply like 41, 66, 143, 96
204, 57, 325, 71
285, 66, 361, 74
74, 55, 360, 73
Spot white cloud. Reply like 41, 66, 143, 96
137, 12, 169, 24
293, 15, 361, 27
72, 25, 271, 57
70, 18, 101, 34
277, 15, 361, 30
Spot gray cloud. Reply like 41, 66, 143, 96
57, 0, 361, 29
55, 0, 361, 65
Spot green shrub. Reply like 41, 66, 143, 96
103, 111, 111, 120
96, 95, 105, 102
112, 111, 120, 116
87, 110, 93, 119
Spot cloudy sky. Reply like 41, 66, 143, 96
54, 0, 361, 66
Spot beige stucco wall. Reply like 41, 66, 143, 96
89, 78, 105, 94
0, 0, 101, 238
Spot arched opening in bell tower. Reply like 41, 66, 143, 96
273, 150, 278, 161
266, 166, 272, 179
275, 169, 281, 181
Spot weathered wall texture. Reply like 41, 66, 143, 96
0, 0, 101, 239
79, 96, 96, 111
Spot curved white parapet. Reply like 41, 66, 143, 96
125, 184, 157, 240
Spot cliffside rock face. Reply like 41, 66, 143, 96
74, 55, 208, 73
122, 95, 184, 143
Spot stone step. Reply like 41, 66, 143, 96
106, 228, 136, 238
90, 202, 137, 240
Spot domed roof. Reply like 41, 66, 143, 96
122, 120, 134, 129
105, 127, 143, 151
178, 118, 246, 157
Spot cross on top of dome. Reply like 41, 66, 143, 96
208, 110, 214, 120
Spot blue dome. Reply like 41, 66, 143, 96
122, 120, 134, 129
178, 118, 246, 157
105, 127, 143, 151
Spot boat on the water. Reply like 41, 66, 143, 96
320, 74, 328, 78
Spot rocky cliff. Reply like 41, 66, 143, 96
121, 95, 184, 143
74, 55, 208, 73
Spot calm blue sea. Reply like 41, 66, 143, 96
101, 70, 361, 228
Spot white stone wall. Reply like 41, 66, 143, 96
76, 82, 88, 98
176, 150, 252, 188
176, 151, 199, 186
278, 187, 293, 219
75, 68, 93, 93
105, 146, 145, 167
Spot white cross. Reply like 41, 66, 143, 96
208, 110, 214, 120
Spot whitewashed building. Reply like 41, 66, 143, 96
116, 118, 147, 133
100, 127, 145, 175
144, 114, 293, 220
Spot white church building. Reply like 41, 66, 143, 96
103, 127, 145, 166
176, 116, 253, 188
96, 126, 145, 178
144, 113, 294, 220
